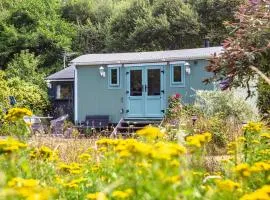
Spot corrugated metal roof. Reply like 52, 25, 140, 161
46, 65, 75, 80
47, 47, 223, 80
71, 46, 223, 65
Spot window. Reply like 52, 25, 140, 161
56, 84, 73, 100
108, 67, 120, 88
170, 63, 185, 87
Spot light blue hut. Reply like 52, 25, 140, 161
67, 46, 222, 124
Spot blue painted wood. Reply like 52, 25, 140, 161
126, 65, 165, 118
126, 67, 145, 118
108, 66, 121, 89
170, 62, 185, 87
76, 59, 214, 123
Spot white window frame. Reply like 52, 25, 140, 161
108, 66, 120, 89
170, 63, 185, 87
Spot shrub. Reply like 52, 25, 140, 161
0, 107, 32, 137
194, 90, 256, 122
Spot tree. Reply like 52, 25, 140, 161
106, 0, 201, 52
7, 78, 49, 114
6, 50, 45, 88
206, 0, 270, 113
106, 0, 150, 52
0, 0, 75, 72
0, 71, 10, 117
206, 0, 270, 87
189, 0, 243, 46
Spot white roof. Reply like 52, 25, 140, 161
71, 46, 223, 66
47, 47, 223, 80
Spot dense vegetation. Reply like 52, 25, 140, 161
0, 0, 242, 70
0, 111, 269, 199
0, 0, 245, 115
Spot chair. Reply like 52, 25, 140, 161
23, 116, 44, 135
50, 114, 69, 136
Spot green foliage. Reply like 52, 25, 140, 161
257, 79, 270, 115
0, 70, 49, 117
206, 1, 270, 99
189, 0, 243, 45
194, 90, 255, 122
0, 0, 75, 71
7, 78, 49, 114
0, 123, 269, 199
107, 0, 150, 51
165, 94, 182, 121
6, 50, 45, 88
0, 120, 30, 137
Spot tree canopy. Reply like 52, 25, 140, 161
0, 0, 245, 114
0, 0, 242, 71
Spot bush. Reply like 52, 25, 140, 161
257, 79, 270, 115
194, 90, 256, 122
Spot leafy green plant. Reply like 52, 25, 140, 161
194, 90, 256, 122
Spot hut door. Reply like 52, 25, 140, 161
145, 66, 164, 117
126, 66, 164, 118
127, 67, 145, 117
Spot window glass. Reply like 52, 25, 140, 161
173, 65, 182, 82
130, 70, 142, 96
147, 68, 160, 96
111, 68, 118, 85
56, 84, 72, 99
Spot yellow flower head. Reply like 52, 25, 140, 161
136, 126, 164, 139
78, 153, 91, 162
30, 146, 58, 161
4, 108, 32, 122
216, 179, 240, 192
86, 192, 107, 200
186, 132, 212, 148
112, 189, 133, 199
242, 122, 263, 133
240, 185, 270, 200
260, 133, 270, 139
234, 163, 251, 177
0, 137, 27, 154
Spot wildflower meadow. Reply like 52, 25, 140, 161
0, 107, 269, 200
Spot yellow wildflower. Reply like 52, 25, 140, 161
170, 159, 180, 167
242, 122, 263, 133
234, 163, 251, 177
63, 177, 87, 189
58, 162, 83, 174
8, 177, 39, 188
0, 137, 27, 154
240, 185, 270, 200
164, 175, 181, 184
78, 153, 91, 162
186, 132, 212, 148
136, 126, 164, 138
4, 108, 32, 122
86, 192, 107, 200
260, 133, 270, 139
30, 146, 58, 161
250, 162, 270, 173
216, 179, 240, 192
112, 189, 133, 199
7, 177, 57, 200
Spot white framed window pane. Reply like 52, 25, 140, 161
111, 68, 118, 85
173, 66, 182, 82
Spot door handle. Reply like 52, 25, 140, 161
144, 85, 147, 92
